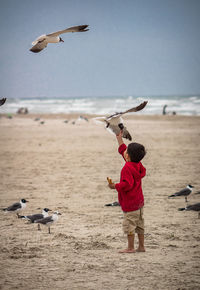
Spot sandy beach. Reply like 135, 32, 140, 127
0, 113, 200, 290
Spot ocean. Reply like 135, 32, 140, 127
2, 95, 200, 116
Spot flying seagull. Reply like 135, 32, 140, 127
93, 101, 148, 140
0, 98, 6, 106
18, 208, 51, 230
2, 199, 28, 217
178, 202, 200, 218
168, 184, 194, 202
34, 211, 61, 234
30, 25, 89, 53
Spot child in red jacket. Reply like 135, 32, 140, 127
108, 131, 146, 253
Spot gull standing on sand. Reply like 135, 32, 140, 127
168, 184, 194, 203
18, 208, 51, 230
2, 199, 28, 217
34, 211, 61, 234
178, 202, 200, 218
30, 25, 89, 53
93, 101, 148, 140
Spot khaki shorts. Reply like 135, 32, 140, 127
123, 207, 144, 235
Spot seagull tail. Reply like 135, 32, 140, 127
18, 215, 26, 219
126, 133, 132, 141
168, 194, 175, 198
178, 207, 186, 211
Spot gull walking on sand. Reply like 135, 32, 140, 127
2, 199, 28, 217
168, 184, 194, 203
30, 25, 89, 53
34, 211, 61, 234
93, 101, 148, 140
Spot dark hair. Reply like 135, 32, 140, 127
127, 142, 146, 163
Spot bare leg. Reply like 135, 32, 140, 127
37, 224, 41, 231
119, 234, 136, 253
136, 234, 146, 252
48, 227, 51, 234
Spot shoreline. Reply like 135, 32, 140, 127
1, 112, 200, 120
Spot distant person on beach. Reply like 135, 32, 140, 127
17, 107, 29, 114
162, 104, 167, 115
162, 104, 177, 115
108, 130, 146, 253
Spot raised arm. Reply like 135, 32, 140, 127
116, 130, 127, 161
116, 130, 124, 146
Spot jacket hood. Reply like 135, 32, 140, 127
126, 161, 146, 180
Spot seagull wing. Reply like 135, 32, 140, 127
26, 213, 44, 222
6, 202, 21, 211
186, 203, 200, 211
92, 116, 106, 124
35, 216, 53, 224
174, 188, 191, 196
31, 35, 47, 45
47, 25, 89, 37
0, 98, 6, 106
107, 101, 148, 119
122, 101, 148, 115
30, 40, 48, 53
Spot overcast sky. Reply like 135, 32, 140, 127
0, 0, 200, 98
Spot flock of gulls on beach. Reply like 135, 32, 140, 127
1, 186, 200, 235
1, 24, 200, 235
2, 199, 61, 234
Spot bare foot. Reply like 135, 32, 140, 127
118, 248, 136, 253
136, 248, 146, 252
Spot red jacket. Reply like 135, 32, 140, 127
115, 144, 146, 212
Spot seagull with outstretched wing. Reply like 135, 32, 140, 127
30, 25, 89, 53
93, 101, 148, 140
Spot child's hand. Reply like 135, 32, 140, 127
107, 177, 113, 184
107, 177, 115, 189
108, 183, 116, 189
116, 130, 123, 138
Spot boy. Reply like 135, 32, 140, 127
108, 131, 146, 253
